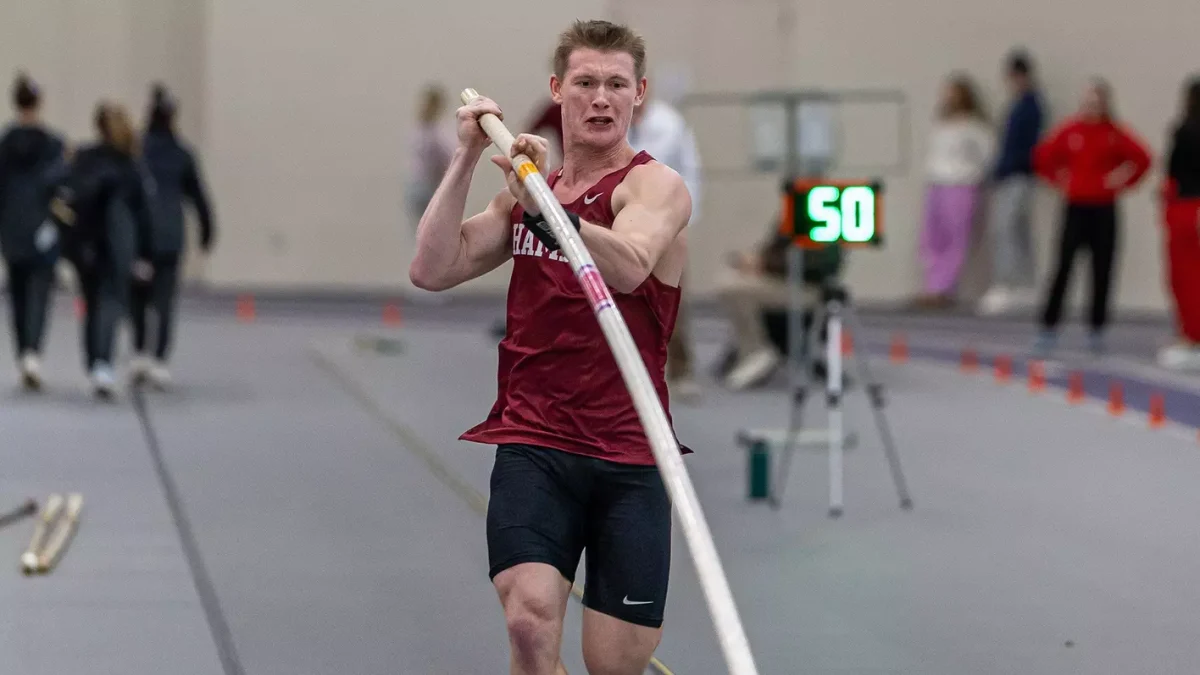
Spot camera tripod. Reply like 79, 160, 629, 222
767, 279, 913, 515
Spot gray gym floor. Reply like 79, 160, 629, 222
3, 295, 1200, 674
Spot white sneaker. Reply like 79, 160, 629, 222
977, 286, 1013, 316
129, 354, 151, 385
90, 362, 116, 400
148, 361, 171, 390
1158, 343, 1200, 371
1010, 286, 1038, 306
724, 348, 781, 391
19, 352, 42, 390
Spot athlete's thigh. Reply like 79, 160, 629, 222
486, 444, 589, 585
580, 462, 671, 670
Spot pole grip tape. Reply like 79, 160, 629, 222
516, 161, 538, 180
577, 264, 614, 314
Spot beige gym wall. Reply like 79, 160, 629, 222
0, 0, 205, 149
4, 1, 1196, 312
200, 0, 608, 292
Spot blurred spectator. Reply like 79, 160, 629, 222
977, 50, 1045, 316
629, 90, 701, 399
526, 99, 563, 167
52, 102, 156, 398
1032, 78, 1152, 356
131, 83, 214, 389
716, 224, 842, 391
1158, 76, 1200, 370
0, 72, 67, 390
912, 73, 995, 309
406, 84, 455, 232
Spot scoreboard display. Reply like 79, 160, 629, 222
780, 178, 884, 248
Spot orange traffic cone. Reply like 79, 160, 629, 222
1107, 381, 1125, 417
1028, 360, 1046, 393
961, 348, 978, 373
1067, 372, 1085, 404
994, 354, 1013, 383
889, 333, 908, 364
236, 295, 256, 322
1148, 393, 1166, 429
382, 302, 402, 326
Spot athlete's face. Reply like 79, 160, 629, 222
551, 48, 646, 150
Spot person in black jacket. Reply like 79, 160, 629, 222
130, 84, 213, 388
977, 50, 1045, 316
0, 73, 67, 389
1158, 77, 1200, 370
51, 101, 154, 399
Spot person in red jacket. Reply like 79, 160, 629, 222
1158, 77, 1200, 370
1032, 78, 1152, 355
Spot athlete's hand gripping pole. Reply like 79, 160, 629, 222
461, 88, 760, 675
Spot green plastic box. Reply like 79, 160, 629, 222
747, 441, 770, 500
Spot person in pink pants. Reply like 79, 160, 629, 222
914, 74, 996, 308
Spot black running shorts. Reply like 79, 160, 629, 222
486, 443, 672, 628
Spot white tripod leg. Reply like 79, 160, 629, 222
827, 305, 844, 518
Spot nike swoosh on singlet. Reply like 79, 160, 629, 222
622, 596, 653, 605
583, 193, 602, 204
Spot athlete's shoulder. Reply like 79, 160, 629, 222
618, 158, 687, 200
613, 158, 691, 222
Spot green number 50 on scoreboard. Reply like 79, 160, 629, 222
780, 178, 884, 248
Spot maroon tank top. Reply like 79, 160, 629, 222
459, 151, 689, 466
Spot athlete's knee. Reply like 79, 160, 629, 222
582, 637, 660, 675
501, 585, 562, 670
505, 609, 557, 670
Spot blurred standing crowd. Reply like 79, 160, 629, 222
0, 72, 215, 397
914, 51, 1200, 370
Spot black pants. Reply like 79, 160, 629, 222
1041, 203, 1118, 331
77, 259, 129, 371
131, 254, 181, 361
4, 259, 56, 358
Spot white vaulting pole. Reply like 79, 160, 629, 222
461, 88, 760, 675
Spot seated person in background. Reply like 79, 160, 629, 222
629, 87, 703, 399
716, 222, 842, 390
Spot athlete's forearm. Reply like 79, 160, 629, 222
411, 146, 485, 285
579, 223, 655, 294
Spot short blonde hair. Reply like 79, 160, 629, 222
553, 20, 646, 81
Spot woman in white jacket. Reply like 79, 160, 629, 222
915, 74, 995, 307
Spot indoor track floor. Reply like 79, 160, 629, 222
3, 295, 1200, 675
